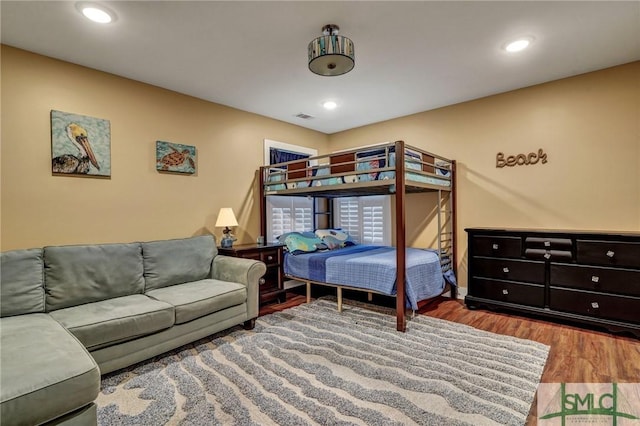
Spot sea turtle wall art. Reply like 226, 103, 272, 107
51, 110, 111, 177
156, 141, 196, 174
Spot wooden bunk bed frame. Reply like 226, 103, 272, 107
259, 140, 457, 332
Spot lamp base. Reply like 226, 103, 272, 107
220, 235, 235, 248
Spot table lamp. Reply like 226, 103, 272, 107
215, 207, 238, 248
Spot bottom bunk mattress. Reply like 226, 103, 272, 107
284, 245, 445, 310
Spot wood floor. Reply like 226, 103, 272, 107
259, 290, 640, 425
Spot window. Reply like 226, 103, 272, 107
263, 139, 317, 165
264, 139, 315, 242
266, 197, 313, 242
334, 195, 391, 245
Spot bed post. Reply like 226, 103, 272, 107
451, 160, 457, 299
259, 166, 266, 239
395, 140, 407, 332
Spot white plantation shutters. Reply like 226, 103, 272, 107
334, 196, 391, 245
267, 197, 313, 242
362, 202, 385, 244
337, 198, 360, 241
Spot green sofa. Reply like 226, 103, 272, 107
0, 235, 266, 426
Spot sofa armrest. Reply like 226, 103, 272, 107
211, 255, 266, 320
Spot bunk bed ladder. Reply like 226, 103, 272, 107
437, 188, 455, 297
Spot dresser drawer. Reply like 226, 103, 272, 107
525, 237, 572, 250
471, 257, 545, 284
525, 249, 572, 262
550, 263, 640, 297
470, 278, 544, 307
577, 240, 640, 268
472, 236, 521, 258
550, 287, 640, 324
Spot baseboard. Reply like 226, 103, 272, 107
456, 286, 467, 300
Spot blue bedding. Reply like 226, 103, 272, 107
284, 245, 445, 310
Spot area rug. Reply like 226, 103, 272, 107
97, 298, 549, 425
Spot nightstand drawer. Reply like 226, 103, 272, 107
550, 287, 640, 324
471, 257, 545, 284
260, 249, 280, 266
260, 268, 280, 291
550, 263, 640, 297
472, 236, 521, 258
471, 278, 544, 307
577, 240, 640, 268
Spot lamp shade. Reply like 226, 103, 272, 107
215, 208, 238, 227
308, 24, 355, 77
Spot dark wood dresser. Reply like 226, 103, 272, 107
218, 243, 286, 305
465, 228, 640, 337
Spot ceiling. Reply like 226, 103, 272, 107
2, 1, 639, 134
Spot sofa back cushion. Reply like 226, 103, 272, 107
0, 248, 45, 317
142, 235, 216, 291
44, 243, 145, 311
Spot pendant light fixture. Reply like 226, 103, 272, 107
308, 24, 355, 77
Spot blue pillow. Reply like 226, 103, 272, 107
315, 229, 356, 246
322, 235, 343, 250
276, 231, 316, 244
284, 233, 326, 255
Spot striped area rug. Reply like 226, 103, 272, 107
97, 298, 549, 425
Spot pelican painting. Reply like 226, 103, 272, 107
51, 110, 111, 177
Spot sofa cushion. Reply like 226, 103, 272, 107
0, 314, 100, 426
44, 243, 145, 311
49, 294, 175, 350
146, 278, 246, 324
142, 235, 217, 291
0, 248, 45, 317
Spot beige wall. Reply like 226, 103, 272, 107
329, 62, 640, 287
1, 46, 328, 250
2, 46, 638, 292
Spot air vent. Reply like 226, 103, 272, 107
295, 113, 314, 120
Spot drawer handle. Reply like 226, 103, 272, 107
502, 267, 510, 273
267, 255, 273, 261
606, 250, 615, 258
502, 289, 509, 295
591, 302, 599, 309
591, 276, 599, 283
259, 278, 266, 285
492, 244, 499, 250
544, 241, 551, 247
544, 252, 551, 259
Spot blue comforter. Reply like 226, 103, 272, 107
284, 245, 445, 310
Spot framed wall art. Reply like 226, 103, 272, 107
51, 110, 111, 177
156, 141, 196, 174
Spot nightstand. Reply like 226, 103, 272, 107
218, 243, 286, 305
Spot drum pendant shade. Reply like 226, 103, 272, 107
308, 24, 355, 77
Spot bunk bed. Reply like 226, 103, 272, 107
259, 140, 457, 332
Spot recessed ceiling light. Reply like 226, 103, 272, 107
504, 37, 533, 53
76, 2, 116, 24
323, 101, 338, 110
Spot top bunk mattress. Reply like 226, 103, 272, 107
263, 142, 453, 195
